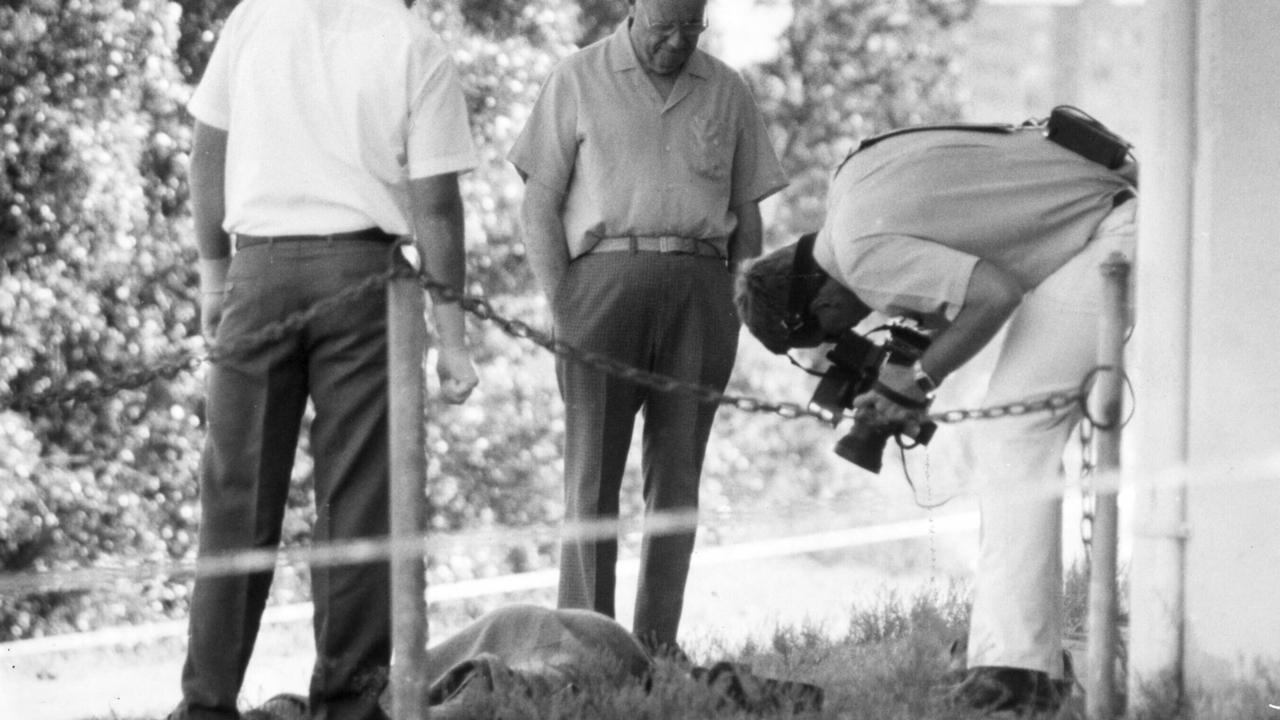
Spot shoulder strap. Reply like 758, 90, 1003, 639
784, 232, 822, 337
836, 123, 1017, 174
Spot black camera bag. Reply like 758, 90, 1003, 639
1045, 105, 1133, 169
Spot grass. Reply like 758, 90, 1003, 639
90, 568, 1278, 719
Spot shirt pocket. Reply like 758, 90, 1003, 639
687, 115, 732, 182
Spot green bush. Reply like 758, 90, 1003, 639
0, 0, 974, 641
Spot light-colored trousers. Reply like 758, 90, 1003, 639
965, 200, 1137, 677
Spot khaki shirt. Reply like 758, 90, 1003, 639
509, 22, 787, 260
815, 126, 1135, 325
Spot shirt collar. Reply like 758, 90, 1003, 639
607, 18, 711, 80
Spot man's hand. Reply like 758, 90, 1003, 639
436, 346, 479, 404
199, 257, 230, 341
201, 294, 225, 340
851, 363, 931, 438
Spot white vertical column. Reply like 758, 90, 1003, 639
1127, 0, 1195, 706
1131, 0, 1280, 701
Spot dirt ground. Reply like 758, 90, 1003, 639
2, 549, 964, 720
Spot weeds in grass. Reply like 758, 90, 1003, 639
106, 578, 1275, 719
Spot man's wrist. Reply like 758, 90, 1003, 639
199, 257, 230, 295
876, 363, 931, 408
871, 380, 930, 411
912, 362, 939, 397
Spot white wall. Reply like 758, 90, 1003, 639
1181, 0, 1280, 686
1130, 0, 1280, 695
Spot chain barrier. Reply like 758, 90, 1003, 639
0, 267, 402, 413
2, 262, 1104, 432
413, 272, 1097, 427
1079, 420, 1098, 564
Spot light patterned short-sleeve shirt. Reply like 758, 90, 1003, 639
508, 22, 788, 260
814, 126, 1134, 326
188, 0, 478, 236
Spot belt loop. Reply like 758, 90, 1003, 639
629, 235, 638, 255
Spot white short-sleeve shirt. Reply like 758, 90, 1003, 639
188, 0, 478, 236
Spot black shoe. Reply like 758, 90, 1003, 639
690, 661, 825, 715
1056, 648, 1079, 701
637, 632, 692, 667
946, 666, 1064, 715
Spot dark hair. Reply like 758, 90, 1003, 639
734, 243, 805, 354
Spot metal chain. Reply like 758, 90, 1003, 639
204, 266, 403, 364
419, 274, 1095, 427
2, 264, 1099, 431
1078, 419, 1098, 563
0, 352, 205, 414
423, 276, 824, 420
930, 390, 1085, 425
0, 266, 402, 413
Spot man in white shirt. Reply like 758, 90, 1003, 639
735, 121, 1136, 716
174, 1, 478, 718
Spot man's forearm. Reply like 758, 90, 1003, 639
409, 174, 468, 349
519, 182, 570, 303
728, 201, 763, 272
190, 122, 231, 261
919, 259, 1023, 383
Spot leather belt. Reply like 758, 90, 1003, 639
233, 227, 396, 251
589, 235, 726, 259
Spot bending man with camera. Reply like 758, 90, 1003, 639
734, 117, 1136, 716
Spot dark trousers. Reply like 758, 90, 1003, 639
552, 253, 739, 647
178, 239, 393, 720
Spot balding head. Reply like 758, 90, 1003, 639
628, 0, 710, 76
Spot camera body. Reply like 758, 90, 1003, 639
807, 321, 937, 473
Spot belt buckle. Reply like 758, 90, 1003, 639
661, 236, 695, 254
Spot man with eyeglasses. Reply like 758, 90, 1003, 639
509, 0, 787, 657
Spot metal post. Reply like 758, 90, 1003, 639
1086, 251, 1129, 720
387, 243, 428, 719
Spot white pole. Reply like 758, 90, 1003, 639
1127, 0, 1195, 708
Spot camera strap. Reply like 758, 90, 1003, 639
783, 232, 824, 338
871, 380, 930, 411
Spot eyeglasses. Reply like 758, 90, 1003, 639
638, 4, 708, 38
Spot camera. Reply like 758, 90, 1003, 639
807, 321, 937, 474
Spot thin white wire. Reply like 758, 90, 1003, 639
2, 448, 1276, 657
0, 513, 980, 658
1, 448, 1276, 597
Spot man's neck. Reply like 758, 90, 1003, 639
645, 68, 679, 100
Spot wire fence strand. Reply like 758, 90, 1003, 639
1, 264, 1104, 430
0, 261, 1143, 611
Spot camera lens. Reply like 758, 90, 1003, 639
834, 423, 889, 473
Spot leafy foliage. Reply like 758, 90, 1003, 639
1, 0, 205, 639
0, 0, 973, 641
746, 0, 977, 239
